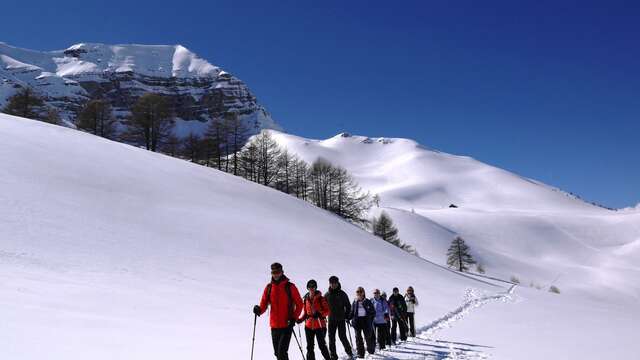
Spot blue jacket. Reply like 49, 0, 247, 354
371, 297, 389, 324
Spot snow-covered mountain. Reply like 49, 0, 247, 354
1, 114, 637, 359
269, 131, 640, 302
0, 42, 278, 135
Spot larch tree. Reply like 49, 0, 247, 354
128, 93, 174, 152
76, 100, 117, 139
205, 116, 227, 170
371, 211, 416, 254
447, 236, 476, 272
2, 87, 45, 119
223, 112, 249, 175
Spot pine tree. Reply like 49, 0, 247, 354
2, 87, 45, 119
447, 236, 476, 272
76, 100, 117, 138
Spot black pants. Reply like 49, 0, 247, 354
328, 319, 352, 359
385, 322, 392, 346
271, 327, 293, 360
353, 317, 375, 358
390, 316, 407, 343
407, 312, 416, 337
305, 327, 331, 360
374, 323, 388, 350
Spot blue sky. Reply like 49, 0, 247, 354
2, 0, 638, 208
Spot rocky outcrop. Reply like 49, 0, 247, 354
0, 42, 278, 136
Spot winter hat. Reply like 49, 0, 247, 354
329, 275, 339, 284
270, 262, 283, 272
307, 279, 318, 289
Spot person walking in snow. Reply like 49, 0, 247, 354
388, 287, 408, 344
297, 279, 332, 360
381, 292, 392, 346
370, 289, 390, 350
325, 276, 354, 359
253, 262, 304, 360
349, 287, 376, 358
404, 286, 419, 337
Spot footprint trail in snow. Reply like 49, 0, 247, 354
343, 285, 516, 359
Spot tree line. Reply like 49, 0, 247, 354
2, 88, 483, 259
1, 88, 374, 226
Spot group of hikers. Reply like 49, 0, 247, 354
252, 263, 419, 360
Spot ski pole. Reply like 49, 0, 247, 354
250, 314, 257, 360
292, 325, 306, 360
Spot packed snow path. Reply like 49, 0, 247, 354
342, 284, 516, 359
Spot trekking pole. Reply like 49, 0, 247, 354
346, 321, 354, 350
250, 314, 257, 360
292, 326, 306, 360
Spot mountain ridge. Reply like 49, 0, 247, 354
0, 41, 279, 136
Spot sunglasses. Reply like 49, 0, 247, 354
271, 270, 282, 275
374, 292, 380, 295
356, 290, 364, 294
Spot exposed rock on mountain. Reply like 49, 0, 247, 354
0, 42, 278, 136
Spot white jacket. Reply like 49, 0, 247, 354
405, 294, 419, 313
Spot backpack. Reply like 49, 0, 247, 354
266, 281, 294, 321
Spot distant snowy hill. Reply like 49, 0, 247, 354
269, 131, 640, 301
0, 42, 278, 135
1, 114, 637, 360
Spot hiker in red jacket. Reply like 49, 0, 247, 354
297, 279, 332, 360
253, 263, 304, 360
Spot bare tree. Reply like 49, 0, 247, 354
127, 93, 174, 151
205, 116, 227, 170
2, 87, 45, 119
224, 112, 249, 175
77, 100, 117, 138
182, 133, 204, 163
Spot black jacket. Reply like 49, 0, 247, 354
325, 283, 351, 321
388, 293, 407, 317
349, 298, 375, 330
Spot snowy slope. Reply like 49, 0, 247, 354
269, 131, 640, 302
1, 115, 638, 359
0, 114, 498, 359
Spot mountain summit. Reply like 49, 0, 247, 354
0, 42, 278, 135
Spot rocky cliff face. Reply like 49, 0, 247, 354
0, 42, 279, 136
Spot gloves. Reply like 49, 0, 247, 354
296, 318, 305, 324
287, 320, 296, 329
253, 305, 261, 316
313, 311, 321, 319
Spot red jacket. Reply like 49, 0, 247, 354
258, 276, 303, 329
299, 290, 331, 330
